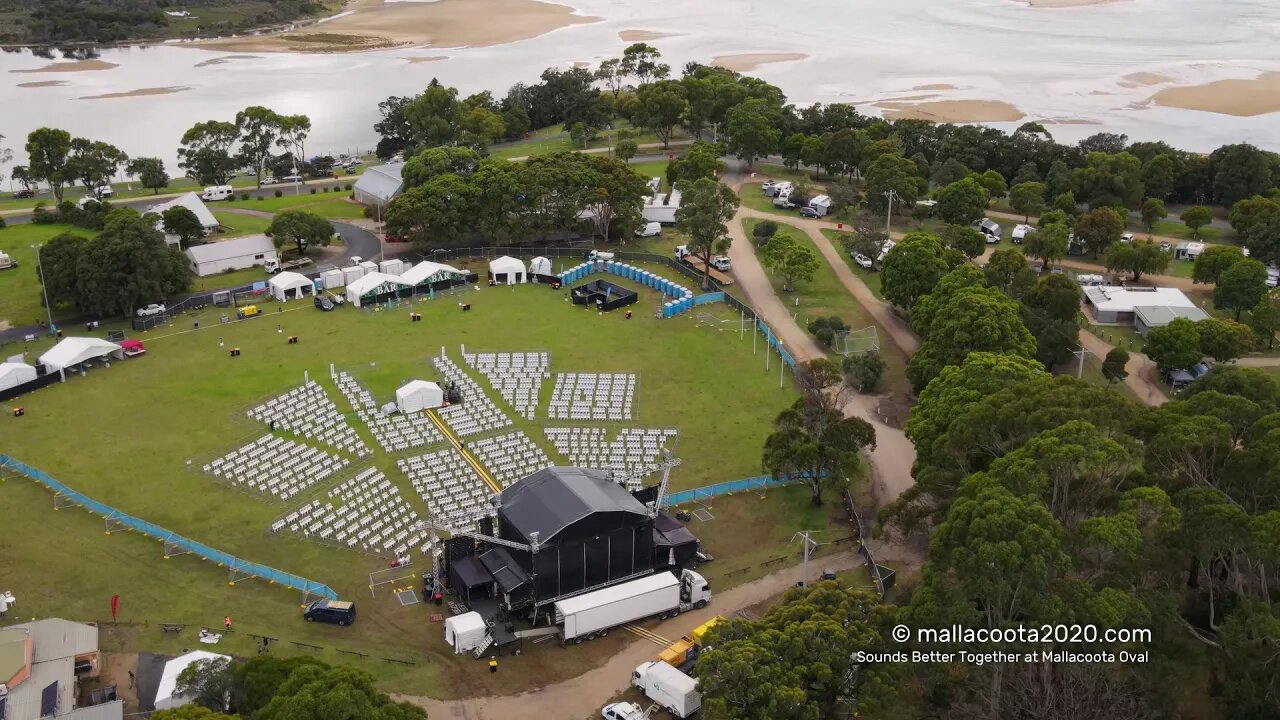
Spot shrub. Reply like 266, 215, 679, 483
0, 216, 6, 229
257, 195, 265, 201
240, 192, 250, 200
362, 206, 374, 219
752, 220, 779, 245
807, 316, 849, 348
274, 189, 283, 198
31, 204, 55, 224
842, 351, 885, 392
344, 183, 353, 191
310, 187, 317, 195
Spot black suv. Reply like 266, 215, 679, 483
13, 189, 33, 199
304, 599, 356, 625
314, 295, 334, 311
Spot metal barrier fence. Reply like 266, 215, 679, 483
0, 454, 338, 602
845, 488, 886, 599
663, 474, 800, 507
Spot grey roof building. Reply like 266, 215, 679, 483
352, 162, 405, 206
0, 619, 121, 720
1133, 304, 1210, 336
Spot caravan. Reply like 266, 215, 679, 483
201, 185, 234, 201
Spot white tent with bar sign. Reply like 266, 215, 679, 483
400, 261, 466, 289
345, 272, 410, 307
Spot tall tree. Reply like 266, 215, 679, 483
266, 210, 333, 258
275, 114, 312, 180
725, 98, 779, 169
1249, 291, 1280, 349
126, 157, 169, 194
1197, 317, 1255, 362
235, 106, 285, 187
66, 137, 127, 198
1141, 153, 1176, 200
864, 152, 920, 214
1102, 347, 1130, 383
1105, 240, 1171, 282
1181, 205, 1213, 240
941, 224, 986, 260
161, 206, 204, 250
174, 657, 235, 713
762, 360, 876, 505
73, 210, 192, 316
1144, 317, 1203, 371
1025, 222, 1069, 271
668, 140, 724, 187
178, 120, 239, 186
594, 57, 625, 102
881, 231, 949, 310
401, 146, 481, 188
632, 80, 687, 149
25, 127, 72, 203
1210, 143, 1274, 207
1009, 181, 1046, 222
582, 154, 649, 241
674, 178, 739, 289
1193, 245, 1246, 286
372, 95, 414, 159
1214, 258, 1269, 320
760, 232, 820, 291
1228, 195, 1280, 237
254, 664, 425, 720
907, 285, 1037, 392
984, 248, 1037, 300
697, 584, 897, 719
1073, 151, 1145, 210
1139, 197, 1168, 232
1074, 206, 1125, 258
620, 42, 669, 83
934, 176, 989, 226
387, 174, 477, 248
11, 165, 33, 193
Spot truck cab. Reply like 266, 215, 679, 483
679, 569, 711, 609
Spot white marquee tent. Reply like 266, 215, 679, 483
268, 271, 314, 302
529, 256, 552, 276
345, 271, 410, 307
39, 337, 123, 375
401, 261, 465, 288
444, 611, 488, 654
154, 650, 232, 711
0, 361, 37, 391
489, 256, 525, 284
396, 380, 445, 413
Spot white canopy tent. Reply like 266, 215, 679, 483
529, 256, 552, 276
401, 260, 465, 288
489, 256, 525, 284
396, 380, 445, 413
0, 361, 37, 391
268, 271, 314, 302
153, 650, 232, 711
444, 611, 488, 654
39, 337, 123, 378
345, 271, 410, 307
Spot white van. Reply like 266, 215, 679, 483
635, 221, 661, 238
1011, 224, 1034, 244
201, 185, 234, 201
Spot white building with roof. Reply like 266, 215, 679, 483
1083, 286, 1200, 325
147, 192, 220, 246
152, 650, 231, 711
352, 162, 405, 207
185, 235, 278, 277
1134, 304, 1211, 336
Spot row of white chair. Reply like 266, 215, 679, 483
246, 380, 370, 456
205, 434, 349, 501
467, 431, 553, 487
433, 354, 513, 437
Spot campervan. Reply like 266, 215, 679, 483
1011, 224, 1034, 244
976, 218, 1002, 242
201, 185, 234, 201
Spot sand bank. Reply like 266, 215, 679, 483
711, 52, 807, 72
10, 59, 118, 74
1019, 0, 1126, 7
200, 0, 597, 53
1153, 72, 1280, 117
912, 83, 957, 91
1119, 71, 1171, 87
18, 80, 68, 88
878, 99, 1025, 123
79, 86, 191, 100
194, 54, 261, 67
618, 30, 672, 42
401, 55, 447, 64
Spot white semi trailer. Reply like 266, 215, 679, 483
554, 568, 711, 644
633, 661, 701, 718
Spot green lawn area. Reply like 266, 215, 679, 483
628, 159, 673, 191
820, 228, 884, 300
744, 218, 911, 398
190, 265, 271, 293
214, 211, 272, 237
0, 282, 814, 697
0, 223, 95, 327
487, 123, 685, 161
1087, 322, 1147, 354
753, 163, 830, 185
1064, 251, 1197, 280
223, 192, 366, 219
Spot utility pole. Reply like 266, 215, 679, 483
792, 531, 822, 587
883, 189, 898, 238
1073, 346, 1095, 379
31, 243, 54, 334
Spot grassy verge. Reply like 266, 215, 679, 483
743, 218, 911, 398
1087, 322, 1146, 354
223, 193, 365, 219
488, 124, 682, 161
0, 223, 95, 327
213, 211, 272, 237
820, 228, 884, 300
0, 282, 801, 695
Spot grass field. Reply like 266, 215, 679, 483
213, 211, 272, 237
222, 192, 365, 219
820, 228, 885, 300
0, 280, 828, 697
0, 223, 95, 328
487, 123, 684, 161
744, 218, 911, 398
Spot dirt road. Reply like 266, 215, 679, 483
1078, 330, 1169, 406
400, 547, 886, 719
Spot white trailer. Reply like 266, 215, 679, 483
379, 258, 405, 276
642, 189, 682, 224
554, 569, 711, 644
633, 661, 701, 718
320, 269, 345, 290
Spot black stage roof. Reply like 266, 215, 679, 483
452, 555, 493, 589
500, 467, 649, 543
479, 547, 531, 594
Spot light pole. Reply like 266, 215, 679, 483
883, 189, 898, 238
31, 243, 55, 334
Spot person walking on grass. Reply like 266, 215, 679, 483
223, 616, 232, 632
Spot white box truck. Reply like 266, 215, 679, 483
633, 661, 701, 718
554, 569, 711, 644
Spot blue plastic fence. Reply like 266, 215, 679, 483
0, 455, 338, 601
756, 319, 797, 368
693, 292, 725, 306
663, 475, 798, 507
559, 260, 697, 318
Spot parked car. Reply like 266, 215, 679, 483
314, 296, 335, 311
1159, 240, 1171, 251
303, 599, 356, 626
1120, 232, 1135, 244
760, 180, 777, 194
13, 189, 33, 199
263, 176, 277, 185
283, 174, 303, 183
635, 221, 662, 238
93, 184, 114, 198
136, 303, 167, 317
799, 206, 821, 218
975, 218, 1002, 242
852, 252, 873, 269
